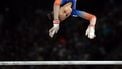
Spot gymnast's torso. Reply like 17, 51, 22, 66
60, 0, 82, 17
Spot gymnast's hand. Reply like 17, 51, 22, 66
85, 25, 96, 39
49, 19, 60, 38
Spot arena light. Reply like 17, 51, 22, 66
0, 61, 122, 65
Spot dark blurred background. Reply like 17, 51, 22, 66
0, 0, 121, 69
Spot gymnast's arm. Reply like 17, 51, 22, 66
75, 10, 97, 39
72, 0, 96, 27
53, 0, 61, 24
81, 12, 97, 39
82, 12, 97, 27
49, 0, 61, 38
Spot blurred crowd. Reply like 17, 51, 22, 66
0, 0, 121, 69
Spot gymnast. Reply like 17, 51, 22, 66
49, 0, 97, 39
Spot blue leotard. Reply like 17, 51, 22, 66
61, 0, 85, 17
